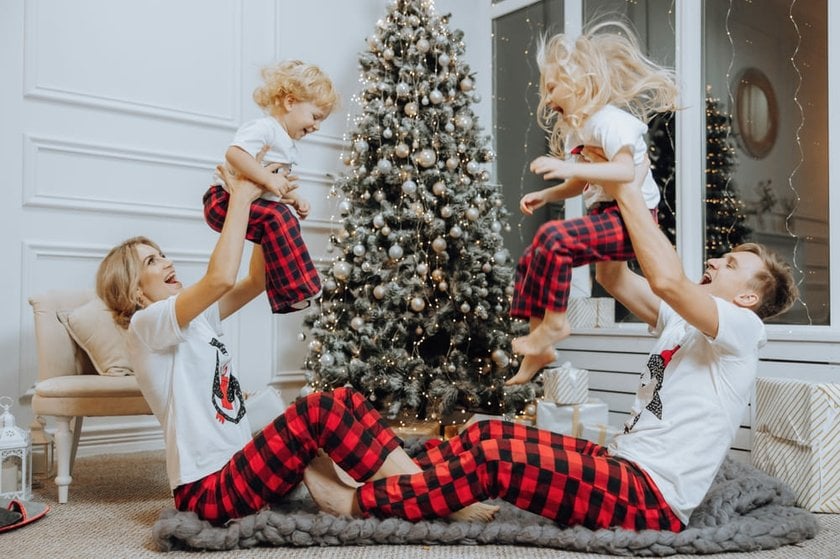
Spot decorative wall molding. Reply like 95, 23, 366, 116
22, 134, 213, 219
22, 0, 244, 129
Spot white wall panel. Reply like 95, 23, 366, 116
24, 0, 243, 127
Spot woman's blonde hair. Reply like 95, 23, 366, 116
537, 20, 678, 155
733, 243, 799, 320
253, 60, 339, 115
96, 236, 160, 329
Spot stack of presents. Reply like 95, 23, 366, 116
535, 361, 621, 446
752, 377, 840, 513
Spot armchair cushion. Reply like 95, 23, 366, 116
57, 297, 133, 376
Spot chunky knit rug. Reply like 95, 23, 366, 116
152, 456, 819, 555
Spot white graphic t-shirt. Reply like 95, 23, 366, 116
609, 297, 766, 524
127, 296, 252, 490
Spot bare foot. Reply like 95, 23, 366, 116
505, 347, 557, 385
303, 454, 359, 517
449, 502, 501, 522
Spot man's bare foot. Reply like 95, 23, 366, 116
505, 347, 557, 385
448, 502, 501, 522
303, 454, 359, 517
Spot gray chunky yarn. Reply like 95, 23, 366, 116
152, 457, 819, 555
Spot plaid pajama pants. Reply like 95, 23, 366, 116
173, 387, 401, 524
203, 185, 321, 314
511, 203, 650, 320
359, 420, 682, 531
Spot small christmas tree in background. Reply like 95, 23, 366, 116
704, 91, 750, 257
303, 0, 535, 423
647, 91, 750, 257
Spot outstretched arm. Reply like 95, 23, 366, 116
601, 158, 721, 337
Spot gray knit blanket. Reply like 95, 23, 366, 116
152, 457, 819, 555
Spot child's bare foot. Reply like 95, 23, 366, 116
303, 454, 359, 517
505, 347, 557, 385
448, 502, 501, 522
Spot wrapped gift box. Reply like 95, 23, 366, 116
536, 398, 609, 438
579, 422, 621, 446
543, 361, 589, 404
751, 377, 840, 512
596, 298, 615, 328
567, 297, 598, 328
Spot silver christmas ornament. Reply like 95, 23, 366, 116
319, 353, 335, 367
438, 281, 448, 291
401, 180, 417, 195
380, 225, 391, 236
466, 160, 480, 175
417, 38, 430, 53
309, 339, 322, 352
432, 181, 446, 196
432, 237, 447, 253
494, 250, 508, 265
395, 143, 410, 158
354, 139, 369, 153
324, 278, 337, 292
410, 297, 426, 312
404, 102, 419, 117
429, 89, 443, 104
373, 213, 385, 228
438, 53, 450, 66
373, 285, 387, 299
445, 122, 455, 133
415, 148, 436, 168
374, 190, 385, 202
466, 207, 480, 221
440, 205, 453, 218
460, 78, 474, 92
482, 262, 492, 273
383, 127, 393, 139
383, 48, 394, 60
350, 316, 365, 331
388, 244, 404, 259
353, 244, 366, 257
445, 157, 459, 170
460, 302, 471, 313
455, 113, 473, 130
449, 225, 462, 238
332, 261, 352, 281
416, 262, 429, 275
377, 159, 392, 173
297, 332, 306, 341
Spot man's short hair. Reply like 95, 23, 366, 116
733, 243, 798, 320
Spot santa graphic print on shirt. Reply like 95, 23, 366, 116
209, 337, 245, 424
624, 345, 680, 433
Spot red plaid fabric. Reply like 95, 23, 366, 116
359, 419, 682, 531
203, 185, 321, 314
173, 387, 400, 524
511, 203, 649, 320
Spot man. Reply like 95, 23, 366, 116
304, 156, 798, 530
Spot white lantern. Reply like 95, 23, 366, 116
0, 396, 31, 500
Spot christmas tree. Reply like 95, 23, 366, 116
303, 0, 534, 422
704, 92, 750, 257
647, 93, 750, 257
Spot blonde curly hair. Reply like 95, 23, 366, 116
537, 20, 678, 155
253, 60, 339, 115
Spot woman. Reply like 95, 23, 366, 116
96, 160, 497, 525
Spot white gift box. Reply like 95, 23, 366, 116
542, 361, 589, 404
579, 422, 621, 446
536, 399, 609, 438
751, 377, 840, 512
567, 297, 598, 328
567, 297, 615, 328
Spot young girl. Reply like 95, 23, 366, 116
205, 60, 338, 314
506, 21, 678, 385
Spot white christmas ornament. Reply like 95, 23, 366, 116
415, 149, 437, 168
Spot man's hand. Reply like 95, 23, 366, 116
215, 163, 264, 204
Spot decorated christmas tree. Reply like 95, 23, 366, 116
704, 92, 751, 257
648, 92, 750, 257
302, 0, 534, 422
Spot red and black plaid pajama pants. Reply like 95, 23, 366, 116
511, 203, 648, 320
203, 185, 321, 314
173, 387, 401, 524
359, 420, 682, 531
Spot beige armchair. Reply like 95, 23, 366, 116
29, 289, 151, 504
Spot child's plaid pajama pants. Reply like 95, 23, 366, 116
359, 419, 682, 531
203, 185, 320, 313
511, 203, 648, 320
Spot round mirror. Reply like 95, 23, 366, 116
734, 67, 778, 159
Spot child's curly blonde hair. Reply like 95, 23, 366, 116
537, 20, 678, 155
253, 60, 339, 115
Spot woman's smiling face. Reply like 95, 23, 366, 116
136, 243, 181, 306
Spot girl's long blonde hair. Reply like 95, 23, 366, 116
537, 20, 678, 155
96, 236, 160, 329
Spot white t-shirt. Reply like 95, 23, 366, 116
570, 105, 661, 210
213, 116, 299, 201
609, 297, 765, 524
127, 296, 252, 490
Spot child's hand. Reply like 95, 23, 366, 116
267, 171, 299, 199
530, 155, 576, 181
520, 191, 547, 215
292, 197, 311, 219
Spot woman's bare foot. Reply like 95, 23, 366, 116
505, 347, 557, 385
303, 454, 360, 517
